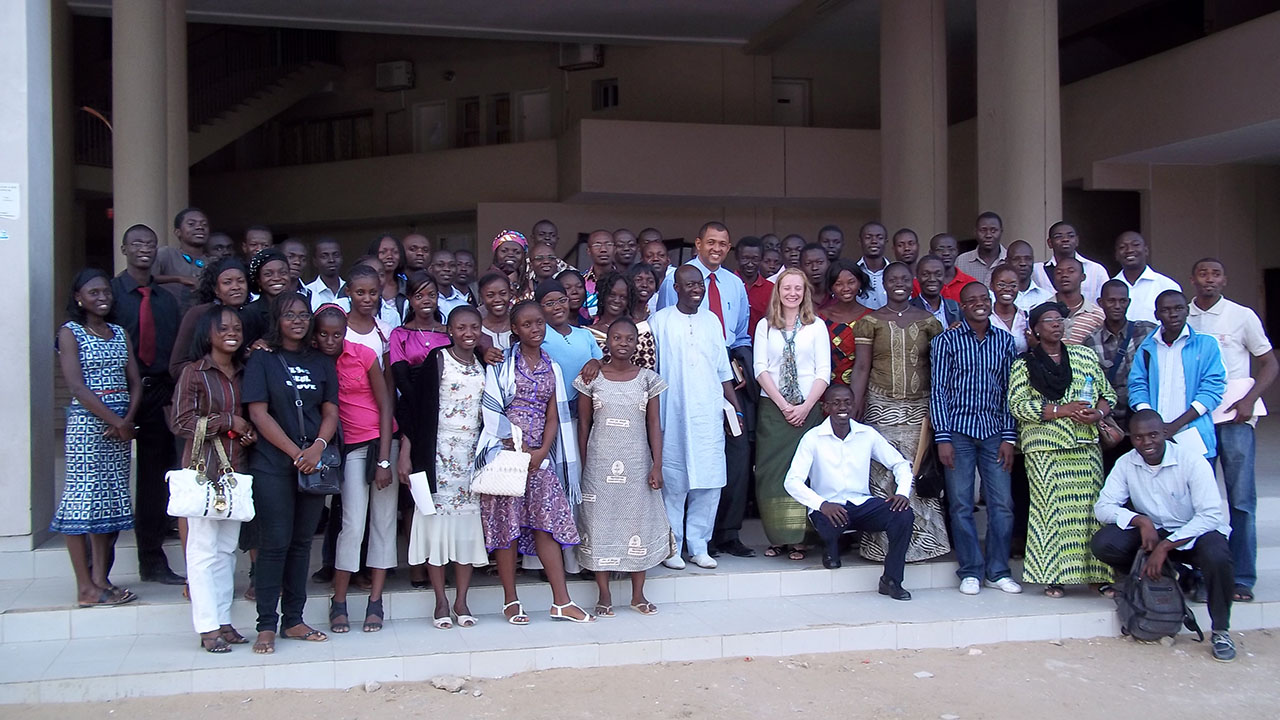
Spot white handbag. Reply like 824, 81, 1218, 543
471, 424, 530, 497
166, 416, 256, 521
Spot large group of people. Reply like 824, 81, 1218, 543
54, 209, 1271, 664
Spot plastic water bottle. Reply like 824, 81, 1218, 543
1078, 376, 1094, 406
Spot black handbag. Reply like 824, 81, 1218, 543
913, 442, 946, 499
277, 355, 342, 495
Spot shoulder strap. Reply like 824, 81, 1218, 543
275, 353, 308, 445
190, 416, 208, 471
1106, 322, 1136, 386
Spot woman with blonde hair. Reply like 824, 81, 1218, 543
753, 268, 830, 560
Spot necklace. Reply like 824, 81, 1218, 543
1063, 296, 1084, 313
84, 323, 113, 339
886, 304, 909, 317
447, 346, 476, 367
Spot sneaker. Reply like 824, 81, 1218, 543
959, 577, 981, 595
690, 553, 718, 569
662, 556, 686, 570
985, 577, 1023, 594
1211, 631, 1236, 662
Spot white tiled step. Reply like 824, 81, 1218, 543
0, 557, 972, 643
2, 586, 1276, 705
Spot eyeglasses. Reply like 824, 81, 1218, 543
541, 297, 570, 308
282, 311, 313, 322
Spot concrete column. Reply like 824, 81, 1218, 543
165, 0, 188, 228
0, 0, 56, 549
976, 0, 1062, 250
112, 0, 167, 266
880, 0, 948, 236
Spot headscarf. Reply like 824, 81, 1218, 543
248, 247, 289, 296
1023, 301, 1073, 401
534, 279, 567, 302
491, 230, 528, 252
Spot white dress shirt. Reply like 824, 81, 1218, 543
305, 276, 346, 311
989, 307, 1030, 354
1114, 266, 1181, 324
783, 418, 914, 510
857, 258, 888, 310
752, 317, 831, 401
1032, 252, 1109, 302
1095, 439, 1230, 548
1014, 283, 1054, 312
437, 285, 470, 323
1188, 296, 1273, 423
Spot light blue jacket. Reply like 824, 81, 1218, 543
1127, 324, 1225, 458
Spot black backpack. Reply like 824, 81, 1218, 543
1114, 550, 1203, 643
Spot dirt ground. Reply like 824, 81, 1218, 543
10, 630, 1276, 719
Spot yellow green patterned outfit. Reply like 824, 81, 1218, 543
1008, 344, 1115, 585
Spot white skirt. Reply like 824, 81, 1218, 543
408, 509, 489, 567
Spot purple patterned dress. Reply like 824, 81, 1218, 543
480, 350, 580, 553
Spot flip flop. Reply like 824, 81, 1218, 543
283, 625, 328, 642
200, 632, 232, 654
763, 546, 783, 558
630, 601, 659, 616
594, 604, 615, 618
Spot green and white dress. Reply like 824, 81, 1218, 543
1008, 344, 1116, 585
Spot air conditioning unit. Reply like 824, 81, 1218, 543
375, 60, 414, 91
557, 44, 603, 71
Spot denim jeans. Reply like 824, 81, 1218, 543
1214, 422, 1257, 588
943, 434, 1014, 582
253, 471, 326, 633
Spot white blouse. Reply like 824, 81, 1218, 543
752, 317, 831, 401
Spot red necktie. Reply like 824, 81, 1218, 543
707, 272, 725, 337
136, 286, 156, 367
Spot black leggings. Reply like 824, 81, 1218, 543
253, 471, 325, 632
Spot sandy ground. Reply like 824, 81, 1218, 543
9, 630, 1276, 719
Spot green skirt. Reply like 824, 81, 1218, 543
1023, 445, 1113, 585
754, 398, 823, 546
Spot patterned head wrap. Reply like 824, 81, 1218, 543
492, 230, 528, 252
248, 247, 289, 296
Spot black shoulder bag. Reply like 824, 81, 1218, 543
276, 354, 342, 495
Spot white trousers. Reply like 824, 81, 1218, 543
337, 441, 400, 572
662, 487, 721, 557
186, 517, 242, 634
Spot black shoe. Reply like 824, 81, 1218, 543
822, 552, 841, 570
878, 576, 911, 601
717, 540, 756, 558
707, 546, 721, 558
311, 566, 335, 584
140, 566, 186, 585
1211, 631, 1236, 662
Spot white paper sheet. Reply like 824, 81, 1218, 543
407, 472, 437, 516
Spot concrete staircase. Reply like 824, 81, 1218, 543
2, 506, 1278, 704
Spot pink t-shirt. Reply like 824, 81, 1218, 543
388, 326, 450, 367
335, 341, 392, 444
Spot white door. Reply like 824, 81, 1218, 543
412, 101, 448, 152
517, 90, 552, 141
772, 79, 810, 127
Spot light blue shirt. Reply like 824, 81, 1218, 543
656, 256, 750, 350
1095, 439, 1230, 548
541, 325, 603, 403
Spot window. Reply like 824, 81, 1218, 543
458, 96, 481, 148
592, 78, 619, 111
487, 93, 512, 145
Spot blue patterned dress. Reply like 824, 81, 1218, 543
51, 322, 134, 535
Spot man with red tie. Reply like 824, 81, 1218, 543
657, 221, 756, 558
109, 224, 185, 585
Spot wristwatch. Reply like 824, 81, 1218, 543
377, 459, 392, 469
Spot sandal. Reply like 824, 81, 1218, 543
329, 598, 350, 634
503, 600, 530, 625
220, 625, 249, 644
594, 604, 615, 618
1044, 585, 1065, 598
200, 631, 232, 654
455, 613, 478, 628
78, 587, 137, 608
1095, 583, 1116, 599
253, 631, 275, 654
788, 547, 807, 561
1233, 584, 1254, 603
630, 601, 659, 616
283, 624, 328, 642
763, 546, 783, 558
549, 601, 595, 624
433, 613, 453, 630
363, 598, 384, 633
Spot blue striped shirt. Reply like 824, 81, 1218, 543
929, 319, 1018, 444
